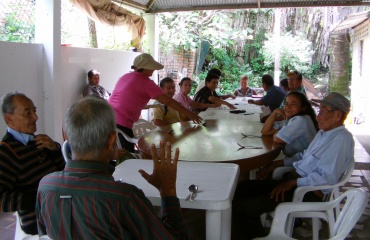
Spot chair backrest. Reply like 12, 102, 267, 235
134, 119, 149, 124
257, 188, 368, 240
116, 128, 139, 147
329, 188, 367, 239
62, 140, 72, 162
132, 122, 156, 139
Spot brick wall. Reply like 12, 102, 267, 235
158, 48, 197, 88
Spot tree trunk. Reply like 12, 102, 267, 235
328, 31, 351, 96
88, 18, 98, 48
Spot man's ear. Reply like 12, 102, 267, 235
107, 131, 117, 150
4, 113, 13, 126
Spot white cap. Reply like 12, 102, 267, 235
133, 53, 164, 71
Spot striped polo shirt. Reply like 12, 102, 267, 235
36, 160, 188, 239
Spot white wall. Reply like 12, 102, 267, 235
60, 46, 140, 128
351, 29, 370, 123
0, 40, 139, 142
0, 41, 45, 134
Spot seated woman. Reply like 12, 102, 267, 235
151, 77, 180, 126
233, 75, 257, 97
261, 91, 319, 157
192, 74, 237, 112
173, 77, 221, 120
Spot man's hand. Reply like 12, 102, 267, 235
257, 160, 284, 180
228, 103, 237, 109
34, 134, 58, 150
269, 179, 296, 202
187, 111, 203, 124
139, 141, 179, 197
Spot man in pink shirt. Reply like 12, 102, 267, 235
109, 53, 202, 152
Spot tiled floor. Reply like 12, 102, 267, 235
1, 124, 370, 240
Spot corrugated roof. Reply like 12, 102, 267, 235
112, 0, 370, 13
333, 10, 370, 31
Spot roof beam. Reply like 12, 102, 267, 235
112, 0, 148, 11
147, 2, 370, 13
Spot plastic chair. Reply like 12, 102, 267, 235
116, 128, 139, 145
116, 128, 141, 159
261, 160, 355, 239
254, 188, 368, 240
132, 121, 156, 139
14, 212, 51, 240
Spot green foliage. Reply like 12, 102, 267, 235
0, 12, 35, 43
158, 11, 253, 53
244, 29, 271, 75
261, 31, 315, 79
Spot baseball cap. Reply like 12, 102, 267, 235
132, 53, 164, 71
287, 70, 303, 80
311, 92, 350, 114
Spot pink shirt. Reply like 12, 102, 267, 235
108, 72, 164, 128
173, 92, 194, 110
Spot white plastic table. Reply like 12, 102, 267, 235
199, 97, 270, 121
113, 159, 240, 240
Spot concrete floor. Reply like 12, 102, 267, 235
1, 123, 370, 240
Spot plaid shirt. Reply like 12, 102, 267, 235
36, 160, 188, 240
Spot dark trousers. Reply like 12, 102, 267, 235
22, 222, 38, 235
232, 173, 322, 240
116, 124, 135, 153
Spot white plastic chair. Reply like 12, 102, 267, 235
132, 121, 156, 139
14, 212, 50, 240
116, 128, 141, 159
261, 160, 355, 239
116, 128, 139, 146
254, 188, 368, 240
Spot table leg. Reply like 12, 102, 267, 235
221, 207, 232, 240
206, 210, 222, 240
250, 169, 257, 180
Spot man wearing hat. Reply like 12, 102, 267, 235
232, 92, 354, 240
108, 53, 202, 152
278, 70, 307, 108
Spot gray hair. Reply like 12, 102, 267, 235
1, 92, 27, 122
65, 96, 116, 158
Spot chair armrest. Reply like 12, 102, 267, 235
293, 184, 338, 202
272, 167, 294, 180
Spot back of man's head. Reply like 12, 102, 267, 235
208, 68, 221, 77
261, 74, 274, 87
205, 73, 220, 83
65, 96, 116, 159
1, 91, 27, 122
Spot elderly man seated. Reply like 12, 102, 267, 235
36, 96, 188, 239
83, 69, 111, 100
232, 92, 354, 240
0, 92, 65, 234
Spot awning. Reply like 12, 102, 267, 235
332, 10, 370, 31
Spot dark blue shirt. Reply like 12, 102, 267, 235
261, 85, 286, 112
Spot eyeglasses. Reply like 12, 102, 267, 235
317, 108, 337, 116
